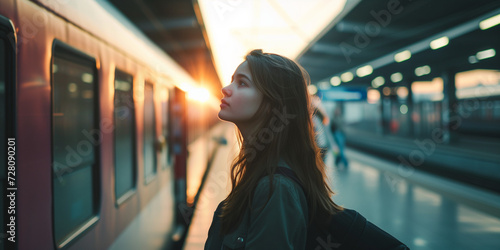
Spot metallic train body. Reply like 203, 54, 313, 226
0, 1, 221, 249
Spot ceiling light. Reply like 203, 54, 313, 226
330, 76, 341, 86
479, 13, 500, 30
394, 50, 411, 62
371, 76, 385, 88
476, 48, 496, 60
430, 36, 449, 50
356, 65, 373, 77
415, 65, 431, 76
341, 72, 353, 82
391, 72, 403, 83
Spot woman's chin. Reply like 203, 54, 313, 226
217, 112, 230, 122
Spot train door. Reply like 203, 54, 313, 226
0, 15, 16, 250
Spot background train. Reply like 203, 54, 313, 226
0, 0, 223, 249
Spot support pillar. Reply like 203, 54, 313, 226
441, 71, 458, 144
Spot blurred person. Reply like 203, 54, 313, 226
331, 105, 349, 168
205, 49, 343, 249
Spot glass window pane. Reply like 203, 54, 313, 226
114, 70, 135, 199
52, 57, 95, 167
53, 167, 94, 241
52, 49, 98, 245
144, 83, 156, 181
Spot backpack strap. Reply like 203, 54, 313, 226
275, 167, 304, 190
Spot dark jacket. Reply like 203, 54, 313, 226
205, 165, 308, 249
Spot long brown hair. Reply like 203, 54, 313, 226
220, 49, 342, 234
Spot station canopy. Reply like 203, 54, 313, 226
297, 0, 500, 87
108, 0, 500, 95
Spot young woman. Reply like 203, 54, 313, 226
205, 49, 343, 249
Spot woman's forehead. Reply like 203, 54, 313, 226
235, 61, 250, 72
234, 61, 253, 80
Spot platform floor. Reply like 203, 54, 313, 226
183, 124, 500, 250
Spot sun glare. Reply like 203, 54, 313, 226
187, 87, 210, 102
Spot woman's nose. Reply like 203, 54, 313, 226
221, 85, 232, 97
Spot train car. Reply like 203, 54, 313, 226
0, 0, 222, 249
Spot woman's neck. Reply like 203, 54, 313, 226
236, 120, 262, 141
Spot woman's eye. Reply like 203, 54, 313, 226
238, 81, 247, 87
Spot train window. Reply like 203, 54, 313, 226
144, 82, 157, 183
51, 42, 99, 247
114, 70, 136, 204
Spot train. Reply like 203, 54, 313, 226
0, 0, 223, 249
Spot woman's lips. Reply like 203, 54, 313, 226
220, 99, 229, 108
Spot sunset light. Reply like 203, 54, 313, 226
187, 87, 210, 102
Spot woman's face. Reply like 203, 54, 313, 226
218, 61, 263, 125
